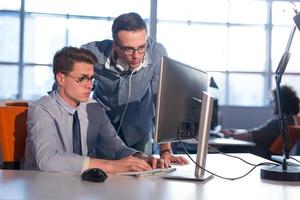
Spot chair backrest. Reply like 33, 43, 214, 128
5, 101, 29, 107
0, 106, 28, 169
269, 125, 300, 155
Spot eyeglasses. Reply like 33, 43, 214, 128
115, 42, 148, 56
64, 73, 96, 86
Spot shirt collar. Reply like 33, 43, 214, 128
53, 90, 78, 115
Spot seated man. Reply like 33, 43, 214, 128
21, 46, 168, 173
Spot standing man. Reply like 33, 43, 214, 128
22, 46, 167, 173
82, 12, 188, 165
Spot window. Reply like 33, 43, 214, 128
1, 0, 300, 106
157, 0, 300, 106
0, 0, 149, 100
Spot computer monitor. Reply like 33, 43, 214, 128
154, 56, 214, 181
211, 99, 219, 130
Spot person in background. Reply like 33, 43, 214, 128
22, 46, 168, 173
82, 12, 188, 165
222, 85, 300, 158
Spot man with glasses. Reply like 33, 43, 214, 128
22, 46, 168, 173
82, 12, 188, 165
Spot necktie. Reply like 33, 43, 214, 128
73, 111, 82, 155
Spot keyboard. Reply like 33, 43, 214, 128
117, 168, 176, 177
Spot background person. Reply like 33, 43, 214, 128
221, 85, 300, 158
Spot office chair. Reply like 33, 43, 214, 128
269, 125, 300, 155
0, 106, 28, 169
5, 101, 29, 107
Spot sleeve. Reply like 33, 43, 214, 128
249, 117, 280, 147
27, 104, 85, 173
94, 107, 137, 160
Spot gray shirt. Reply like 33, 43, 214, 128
21, 91, 136, 173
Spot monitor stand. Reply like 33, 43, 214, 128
163, 92, 214, 181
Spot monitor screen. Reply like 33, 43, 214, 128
154, 56, 208, 143
153, 56, 214, 181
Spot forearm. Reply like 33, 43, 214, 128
233, 132, 252, 141
89, 158, 114, 172
34, 147, 85, 173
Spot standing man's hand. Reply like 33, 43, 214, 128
159, 149, 189, 165
159, 143, 189, 165
133, 152, 170, 169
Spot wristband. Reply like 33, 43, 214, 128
160, 149, 171, 156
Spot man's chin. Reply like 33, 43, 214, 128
80, 97, 90, 102
129, 62, 141, 69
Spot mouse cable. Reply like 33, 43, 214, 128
177, 129, 279, 181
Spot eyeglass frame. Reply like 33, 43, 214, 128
63, 73, 96, 87
115, 41, 148, 56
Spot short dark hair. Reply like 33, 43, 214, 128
272, 85, 300, 115
53, 46, 97, 77
112, 12, 147, 41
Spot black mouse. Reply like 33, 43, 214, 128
81, 168, 107, 182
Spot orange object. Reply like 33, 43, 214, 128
269, 125, 300, 155
0, 106, 28, 169
5, 101, 29, 107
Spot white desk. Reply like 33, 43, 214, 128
209, 137, 255, 146
1, 154, 300, 200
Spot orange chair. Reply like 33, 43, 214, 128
5, 101, 29, 107
269, 125, 300, 155
0, 106, 28, 169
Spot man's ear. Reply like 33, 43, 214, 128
56, 73, 65, 87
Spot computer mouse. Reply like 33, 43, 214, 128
81, 168, 107, 182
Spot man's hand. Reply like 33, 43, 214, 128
133, 152, 169, 169
220, 129, 235, 138
160, 150, 189, 165
89, 156, 153, 173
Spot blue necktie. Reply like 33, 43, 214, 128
73, 111, 82, 155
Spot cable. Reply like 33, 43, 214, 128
289, 156, 300, 164
188, 127, 258, 166
177, 127, 279, 180
116, 70, 135, 134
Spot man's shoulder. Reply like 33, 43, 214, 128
81, 40, 113, 63
147, 37, 167, 60
31, 95, 53, 108
28, 95, 58, 119
82, 98, 106, 113
82, 40, 113, 52
147, 37, 166, 51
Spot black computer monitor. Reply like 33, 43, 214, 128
154, 56, 214, 181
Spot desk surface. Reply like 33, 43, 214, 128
1, 153, 300, 200
183, 137, 255, 147
209, 137, 255, 146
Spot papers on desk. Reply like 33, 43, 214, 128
116, 168, 176, 177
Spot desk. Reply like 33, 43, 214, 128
0, 154, 300, 200
209, 137, 255, 146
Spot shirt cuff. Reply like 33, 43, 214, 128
81, 157, 90, 173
